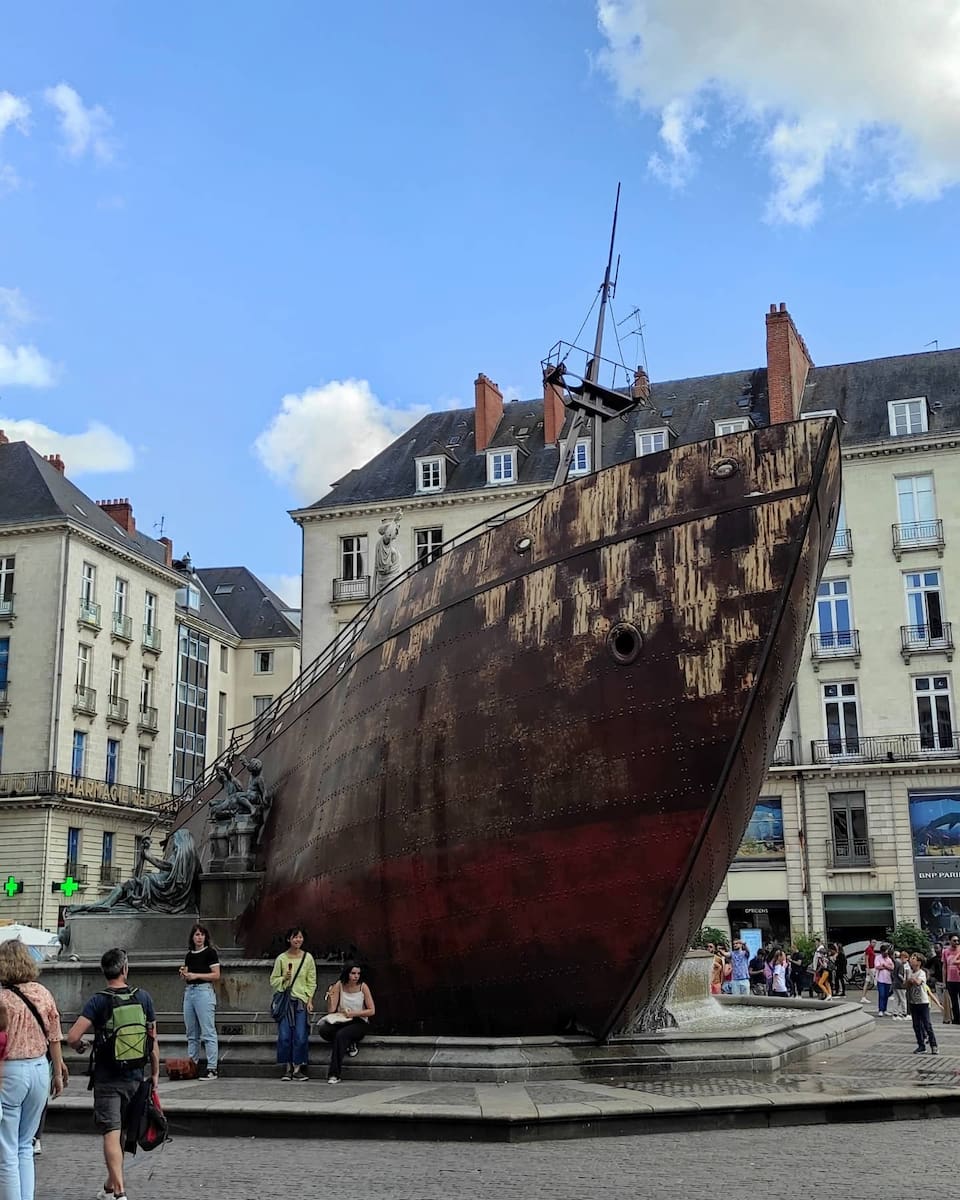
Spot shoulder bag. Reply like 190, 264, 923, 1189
270, 953, 307, 1023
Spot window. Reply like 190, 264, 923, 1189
254, 650, 274, 675
254, 695, 273, 717
101, 832, 114, 867
105, 739, 120, 784
0, 727, 4, 772
217, 692, 227, 756
144, 591, 157, 632
71, 731, 86, 777
67, 826, 81, 866
905, 570, 946, 644
815, 580, 854, 651
415, 527, 443, 566
174, 626, 209, 792
416, 457, 445, 493
81, 562, 96, 603
214, 584, 234, 595
137, 746, 150, 791
220, 645, 229, 673
715, 418, 750, 436
141, 666, 153, 709
340, 536, 368, 581
0, 637, 8, 688
822, 681, 860, 756
889, 398, 928, 437
0, 555, 13, 609
487, 450, 516, 484
570, 440, 591, 475
896, 473, 936, 527
635, 428, 669, 456
914, 675, 954, 751
831, 495, 849, 552
109, 655, 123, 701
77, 643, 92, 689
114, 576, 128, 617
829, 792, 870, 866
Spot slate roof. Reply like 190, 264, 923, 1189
300, 345, 960, 513
195, 567, 300, 640
176, 571, 238, 638
0, 440, 170, 567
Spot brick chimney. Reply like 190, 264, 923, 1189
0, 430, 8, 445
542, 370, 566, 445
44, 453, 66, 474
158, 536, 173, 568
474, 373, 503, 452
97, 498, 135, 534
765, 302, 813, 425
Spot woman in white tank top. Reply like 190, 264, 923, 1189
318, 963, 375, 1083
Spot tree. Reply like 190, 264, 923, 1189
791, 930, 821, 966
887, 920, 931, 955
692, 925, 727, 949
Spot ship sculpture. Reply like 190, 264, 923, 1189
176, 196, 840, 1038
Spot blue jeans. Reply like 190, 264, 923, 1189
0, 1057, 49, 1200
877, 981, 891, 1013
730, 979, 749, 995
183, 983, 218, 1071
276, 999, 309, 1066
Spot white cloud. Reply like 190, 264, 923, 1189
597, 1, 960, 224
263, 573, 302, 610
44, 83, 114, 162
0, 416, 134, 472
254, 378, 433, 503
0, 91, 29, 137
0, 344, 56, 387
0, 287, 34, 333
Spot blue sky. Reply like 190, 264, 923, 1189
2, 2, 959, 605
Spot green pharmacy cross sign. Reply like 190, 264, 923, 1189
3, 876, 23, 898
52, 876, 80, 898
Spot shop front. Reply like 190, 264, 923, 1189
822, 893, 895, 953
726, 901, 791, 946
909, 790, 960, 941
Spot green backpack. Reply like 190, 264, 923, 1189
97, 987, 151, 1068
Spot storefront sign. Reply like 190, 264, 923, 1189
0, 770, 171, 812
909, 791, 960, 893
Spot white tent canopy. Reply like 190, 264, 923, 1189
0, 923, 61, 958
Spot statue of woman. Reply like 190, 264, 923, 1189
374, 511, 403, 591
67, 829, 200, 915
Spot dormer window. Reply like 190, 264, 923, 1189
715, 418, 750, 436
487, 449, 516, 484
570, 439, 591, 475
888, 398, 928, 437
416, 456, 445, 493
635, 428, 669, 457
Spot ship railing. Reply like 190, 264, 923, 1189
174, 488, 550, 818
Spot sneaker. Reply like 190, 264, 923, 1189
293, 1068, 309, 1082
203, 1070, 218, 1079
32, 1139, 41, 1156
932, 1047, 940, 1055
347, 1043, 359, 1058
95, 1189, 115, 1199
860, 996, 868, 1003
914, 1046, 926, 1054
281, 1067, 293, 1081
327, 1076, 339, 1084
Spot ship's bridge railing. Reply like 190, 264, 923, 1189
175, 489, 547, 821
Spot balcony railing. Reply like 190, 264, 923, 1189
99, 864, 122, 885
142, 625, 162, 653
810, 629, 861, 666
828, 528, 853, 559
812, 731, 960, 764
111, 611, 133, 641
892, 519, 945, 559
73, 685, 97, 715
0, 594, 14, 622
0, 769, 177, 814
772, 739, 795, 766
333, 576, 371, 603
137, 704, 159, 732
78, 598, 101, 629
106, 695, 129, 725
901, 622, 954, 661
63, 861, 88, 884
825, 837, 874, 869
0, 682, 8, 713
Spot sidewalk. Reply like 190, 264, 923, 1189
47, 1014, 960, 1142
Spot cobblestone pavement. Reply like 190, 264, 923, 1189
34, 1117, 950, 1200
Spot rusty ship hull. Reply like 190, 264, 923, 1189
181, 417, 840, 1037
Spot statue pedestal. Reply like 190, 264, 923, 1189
64, 913, 199, 961
208, 826, 230, 872
197, 870, 263, 956
225, 816, 260, 872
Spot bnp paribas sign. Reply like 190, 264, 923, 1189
909, 791, 960, 892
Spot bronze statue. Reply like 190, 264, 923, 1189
209, 757, 267, 823
67, 829, 200, 915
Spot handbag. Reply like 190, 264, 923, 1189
315, 1012, 352, 1032
270, 952, 307, 1022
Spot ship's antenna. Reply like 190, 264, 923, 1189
588, 183, 621, 471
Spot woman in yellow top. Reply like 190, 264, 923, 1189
269, 927, 316, 1081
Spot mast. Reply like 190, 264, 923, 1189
588, 182, 620, 473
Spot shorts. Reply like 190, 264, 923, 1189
93, 1077, 141, 1133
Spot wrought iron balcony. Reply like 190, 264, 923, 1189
333, 576, 371, 602
810, 629, 861, 667
892, 519, 945, 559
772, 739, 795, 766
106, 695, 129, 725
78, 597, 101, 629
63, 861, 88, 884
73, 685, 97, 715
99, 864, 122, 885
142, 625, 162, 653
0, 682, 8, 714
825, 837, 874, 869
137, 704, 159, 732
811, 731, 960, 764
0, 593, 14, 622
111, 611, 133, 641
828, 528, 853, 560
901, 622, 954, 661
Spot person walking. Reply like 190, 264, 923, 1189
860, 939, 877, 1002
0, 941, 67, 1200
942, 935, 960, 1024
318, 963, 375, 1084
833, 943, 847, 997
270, 927, 316, 1081
907, 953, 939, 1055
180, 923, 220, 1079
788, 945, 805, 997
927, 943, 949, 1025
875, 945, 895, 1016
65, 947, 159, 1200
812, 942, 832, 1000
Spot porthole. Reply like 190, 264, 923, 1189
711, 458, 739, 480
608, 622, 643, 665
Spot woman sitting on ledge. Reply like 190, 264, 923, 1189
319, 963, 374, 1084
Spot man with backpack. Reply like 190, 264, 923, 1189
66, 948, 160, 1200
